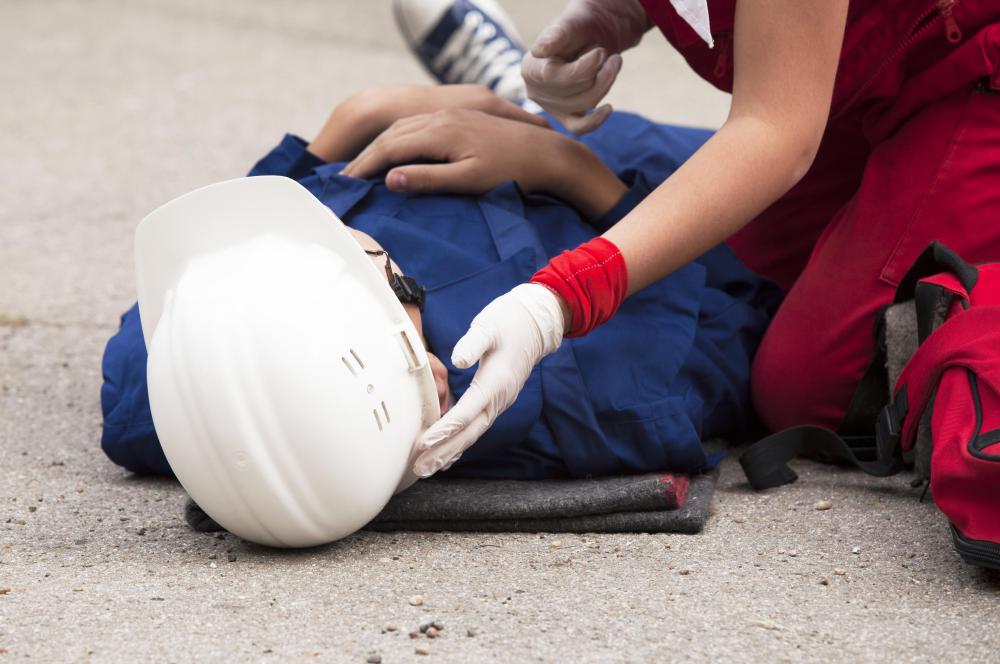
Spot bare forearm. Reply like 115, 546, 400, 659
539, 137, 628, 221
603, 115, 814, 295
601, 0, 847, 295
307, 92, 385, 163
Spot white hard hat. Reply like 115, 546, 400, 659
135, 176, 440, 548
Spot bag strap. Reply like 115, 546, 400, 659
739, 414, 906, 490
894, 241, 978, 303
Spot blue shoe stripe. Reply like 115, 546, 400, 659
416, 0, 525, 88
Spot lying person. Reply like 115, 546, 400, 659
101, 83, 780, 481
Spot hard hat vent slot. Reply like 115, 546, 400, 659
372, 402, 390, 432
397, 330, 422, 372
341, 349, 365, 377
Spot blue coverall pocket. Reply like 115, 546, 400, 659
593, 390, 710, 474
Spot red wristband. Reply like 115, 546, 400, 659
530, 237, 629, 338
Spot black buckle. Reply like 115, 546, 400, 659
366, 248, 427, 312
390, 274, 426, 312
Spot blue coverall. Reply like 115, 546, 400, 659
101, 112, 780, 479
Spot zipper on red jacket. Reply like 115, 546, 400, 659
835, 1, 962, 118
713, 32, 731, 79
938, 0, 963, 44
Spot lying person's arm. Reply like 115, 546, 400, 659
339, 105, 628, 221
340, 108, 627, 221
304, 84, 626, 219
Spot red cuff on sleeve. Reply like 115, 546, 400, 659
530, 237, 629, 338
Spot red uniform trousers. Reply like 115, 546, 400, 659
642, 0, 1000, 431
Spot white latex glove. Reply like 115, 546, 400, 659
412, 283, 566, 478
521, 0, 651, 135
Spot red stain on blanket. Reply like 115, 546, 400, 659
656, 474, 690, 509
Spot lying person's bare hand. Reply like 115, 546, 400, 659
341, 108, 627, 220
341, 108, 559, 193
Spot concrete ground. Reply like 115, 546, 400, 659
1, 1, 998, 662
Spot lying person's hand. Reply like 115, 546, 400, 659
308, 85, 547, 162
340, 109, 626, 220
341, 108, 558, 193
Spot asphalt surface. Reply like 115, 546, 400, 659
2, 1, 998, 662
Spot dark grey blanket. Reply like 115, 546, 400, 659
185, 471, 717, 537
368, 471, 716, 534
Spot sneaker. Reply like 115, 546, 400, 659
394, 0, 529, 103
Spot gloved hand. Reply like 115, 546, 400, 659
412, 283, 566, 477
521, 0, 651, 134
